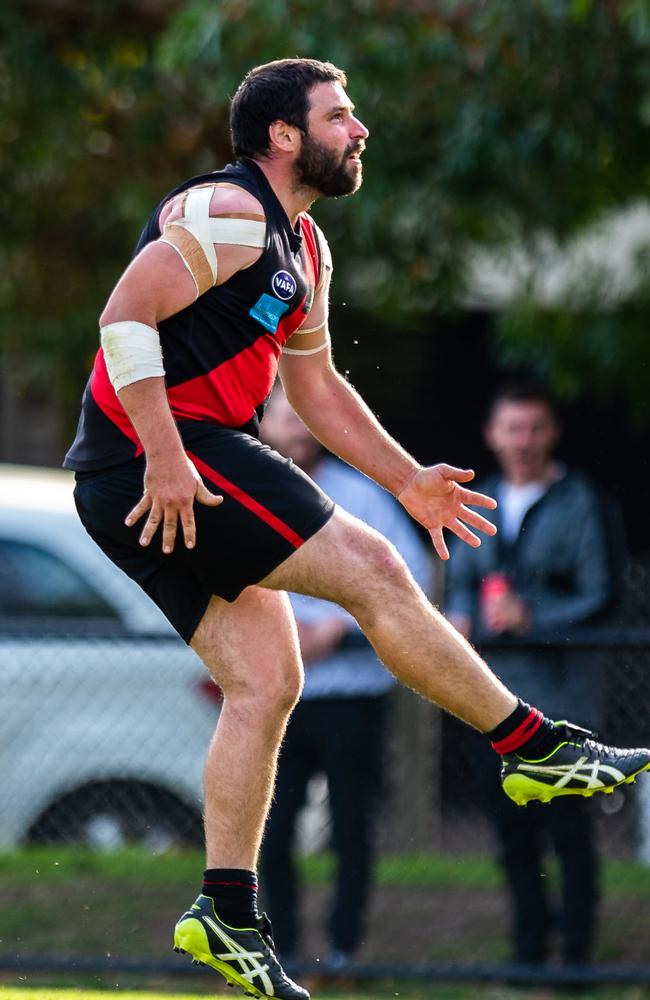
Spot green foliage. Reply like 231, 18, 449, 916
4, 0, 650, 416
497, 305, 650, 420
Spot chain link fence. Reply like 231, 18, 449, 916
1, 565, 650, 988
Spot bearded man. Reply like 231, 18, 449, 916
65, 59, 650, 1000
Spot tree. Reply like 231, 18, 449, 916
4, 0, 650, 437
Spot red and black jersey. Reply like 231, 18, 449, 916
64, 159, 322, 472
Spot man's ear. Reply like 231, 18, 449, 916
268, 120, 301, 155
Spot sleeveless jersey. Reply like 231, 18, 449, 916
64, 159, 323, 471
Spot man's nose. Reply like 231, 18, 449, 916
517, 430, 535, 447
351, 115, 369, 140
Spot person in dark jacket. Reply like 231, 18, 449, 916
446, 382, 617, 966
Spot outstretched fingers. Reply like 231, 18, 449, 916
437, 464, 476, 484
124, 479, 223, 552
125, 493, 153, 531
196, 481, 223, 507
429, 525, 450, 561
458, 503, 498, 536
458, 485, 497, 510
123, 494, 170, 549
180, 485, 223, 550
141, 501, 164, 548
447, 517, 481, 548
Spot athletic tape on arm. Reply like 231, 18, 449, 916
283, 226, 333, 356
160, 185, 266, 297
101, 321, 165, 392
282, 324, 331, 356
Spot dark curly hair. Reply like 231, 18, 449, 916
230, 58, 347, 159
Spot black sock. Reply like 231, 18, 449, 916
201, 868, 259, 927
488, 699, 561, 759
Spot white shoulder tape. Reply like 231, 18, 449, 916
163, 186, 267, 287
100, 321, 165, 392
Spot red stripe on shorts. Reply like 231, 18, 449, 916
187, 451, 305, 549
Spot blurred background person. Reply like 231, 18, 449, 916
445, 381, 619, 967
260, 385, 431, 967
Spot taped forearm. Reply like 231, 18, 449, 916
101, 321, 165, 392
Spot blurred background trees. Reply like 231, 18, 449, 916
3, 0, 650, 527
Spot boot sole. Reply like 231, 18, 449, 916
174, 917, 267, 998
503, 761, 650, 806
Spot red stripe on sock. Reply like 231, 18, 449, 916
492, 708, 543, 755
203, 880, 257, 889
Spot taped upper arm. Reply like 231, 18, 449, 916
159, 183, 267, 297
100, 239, 202, 329
282, 223, 333, 356
282, 272, 331, 356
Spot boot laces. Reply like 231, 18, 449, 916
562, 724, 638, 761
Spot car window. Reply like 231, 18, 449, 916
0, 538, 119, 619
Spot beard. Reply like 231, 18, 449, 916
295, 132, 363, 198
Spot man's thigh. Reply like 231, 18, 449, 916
259, 506, 411, 605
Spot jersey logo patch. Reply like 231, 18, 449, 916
272, 270, 297, 300
249, 293, 290, 333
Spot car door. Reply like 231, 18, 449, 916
0, 531, 216, 849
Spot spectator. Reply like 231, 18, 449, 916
260, 386, 431, 967
445, 382, 617, 967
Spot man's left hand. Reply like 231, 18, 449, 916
397, 464, 497, 560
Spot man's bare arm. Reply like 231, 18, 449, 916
279, 348, 497, 560
99, 186, 265, 552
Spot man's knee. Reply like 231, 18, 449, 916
343, 526, 414, 609
221, 657, 302, 715
368, 532, 411, 583
268, 661, 303, 715
191, 589, 303, 714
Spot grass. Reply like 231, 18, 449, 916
1, 849, 649, 993
1, 986, 650, 1000
1, 848, 650, 898
0, 992, 215, 1000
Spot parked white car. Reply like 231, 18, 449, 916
0, 464, 221, 851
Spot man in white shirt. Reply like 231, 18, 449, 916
446, 382, 617, 967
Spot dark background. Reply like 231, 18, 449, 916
331, 307, 650, 556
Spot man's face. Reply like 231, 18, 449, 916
295, 81, 369, 197
484, 400, 561, 483
261, 391, 322, 470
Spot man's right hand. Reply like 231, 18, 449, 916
125, 454, 223, 553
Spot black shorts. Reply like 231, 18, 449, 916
73, 422, 335, 643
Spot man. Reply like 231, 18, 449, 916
446, 383, 618, 966
260, 386, 431, 966
64, 59, 649, 1000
